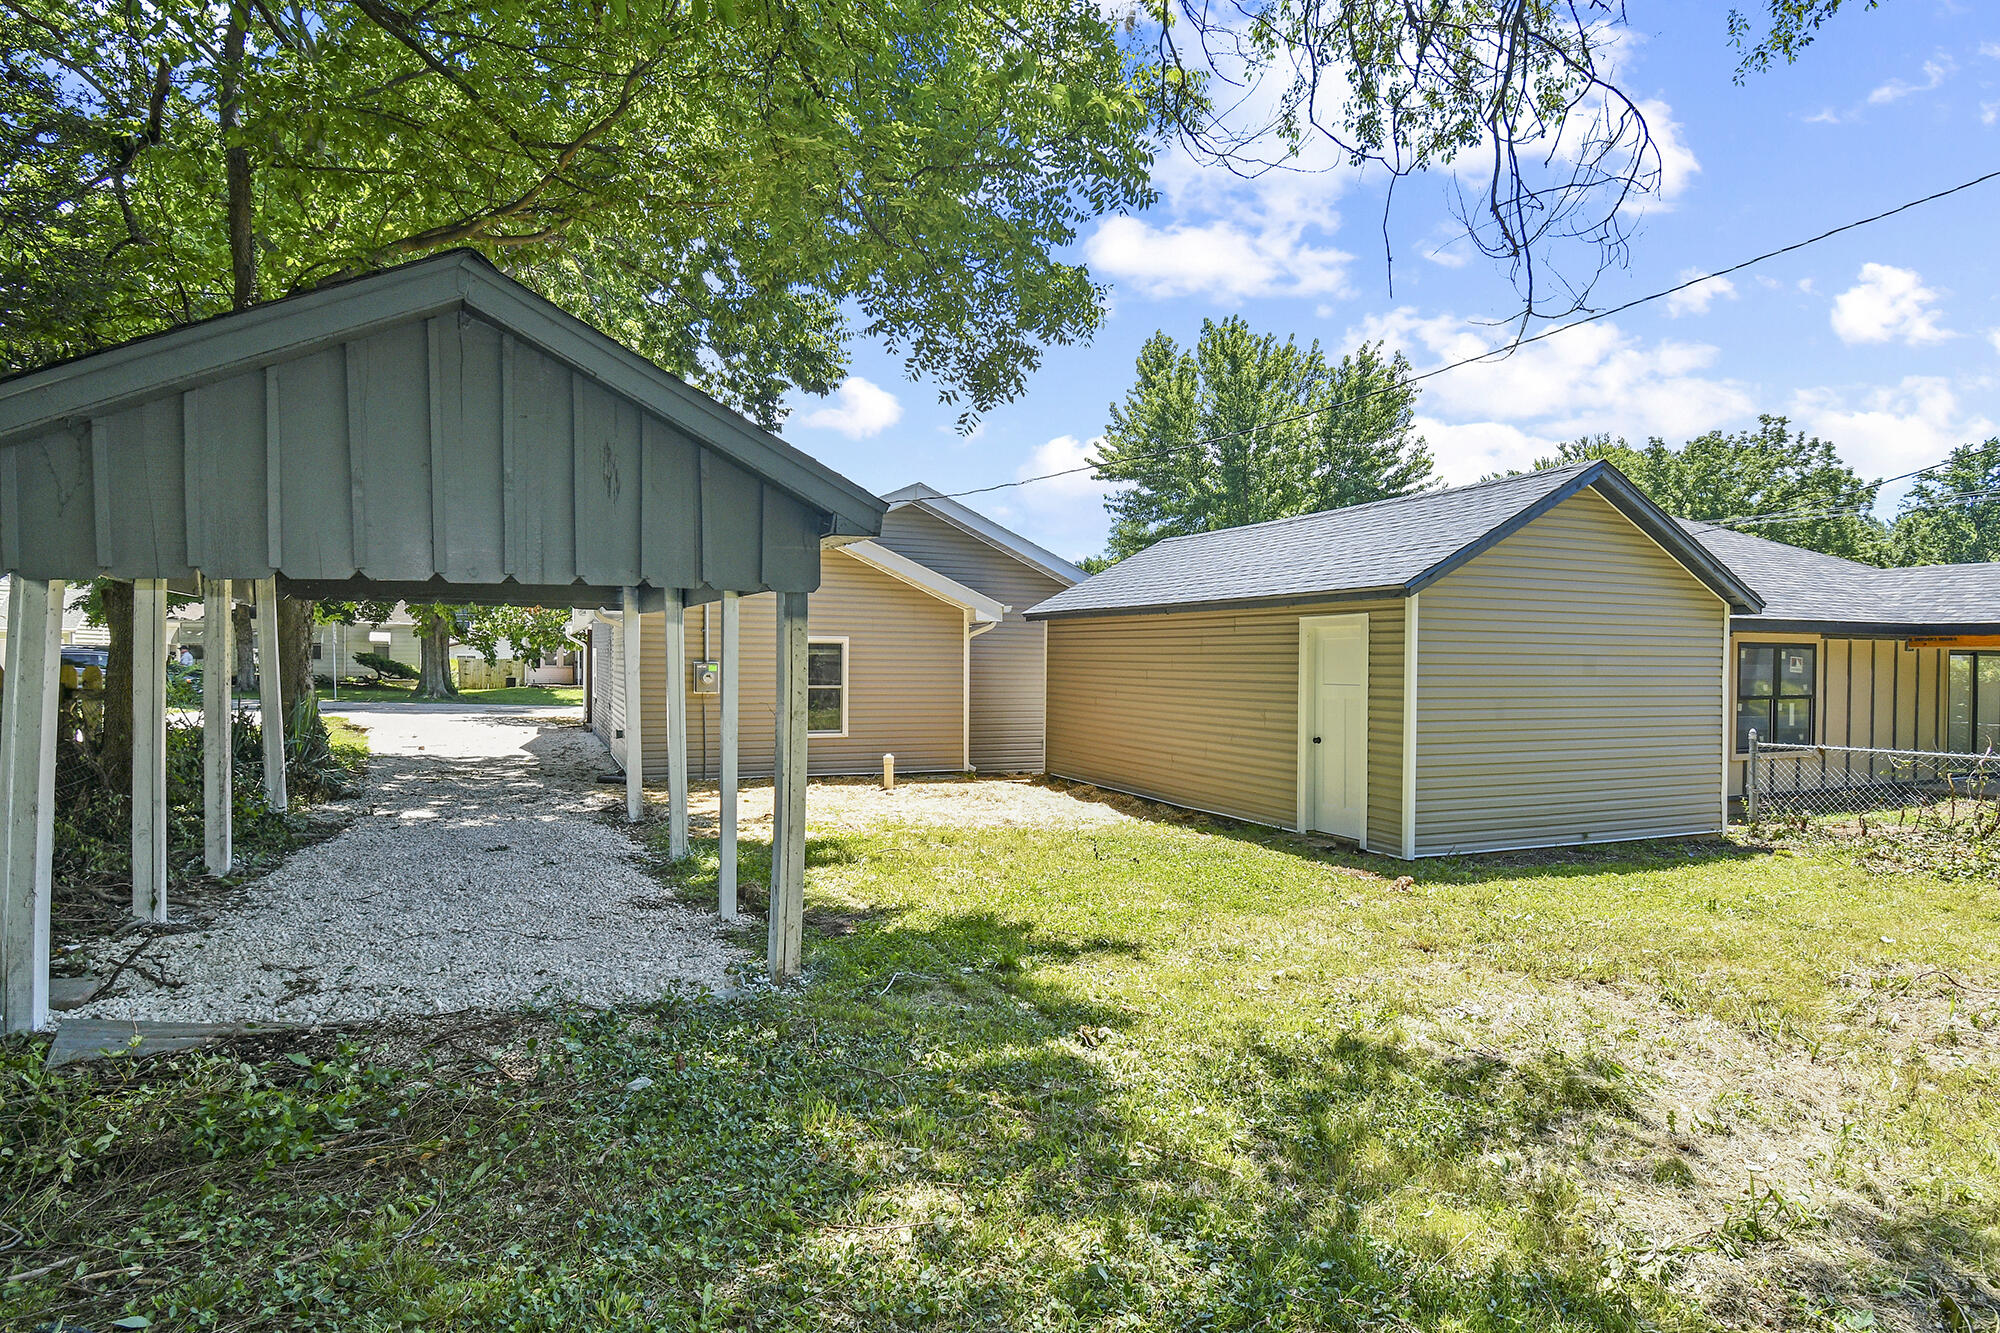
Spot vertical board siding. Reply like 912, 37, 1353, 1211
2, 310, 834, 592
603, 549, 966, 780
1732, 631, 1951, 795
876, 505, 1070, 772
1043, 600, 1404, 838
1413, 488, 1727, 854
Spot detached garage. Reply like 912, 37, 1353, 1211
1027, 461, 1763, 858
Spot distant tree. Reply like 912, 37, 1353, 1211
1892, 439, 2000, 566
1533, 417, 1888, 563
1094, 319, 1431, 559
454, 605, 579, 670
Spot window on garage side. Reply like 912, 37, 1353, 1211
1736, 643, 1816, 752
807, 639, 847, 736
1947, 652, 2000, 754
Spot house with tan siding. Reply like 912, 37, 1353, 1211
1026, 462, 1763, 859
590, 539, 1007, 780
589, 485, 1076, 782
877, 484, 1085, 772
1678, 522, 2000, 794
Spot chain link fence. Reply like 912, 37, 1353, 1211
1745, 734, 2000, 855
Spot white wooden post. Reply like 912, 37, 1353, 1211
1, 576, 64, 1032
665, 589, 689, 860
203, 577, 234, 875
621, 586, 644, 824
769, 591, 809, 980
132, 579, 169, 921
719, 591, 739, 921
255, 577, 287, 811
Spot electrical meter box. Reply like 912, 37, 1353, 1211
691, 660, 720, 694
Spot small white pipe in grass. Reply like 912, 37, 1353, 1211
882, 753, 895, 791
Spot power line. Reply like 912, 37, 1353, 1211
942, 164, 2000, 501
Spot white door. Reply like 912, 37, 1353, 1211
1306, 617, 1368, 839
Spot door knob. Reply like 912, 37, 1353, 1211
1312, 736, 1322, 744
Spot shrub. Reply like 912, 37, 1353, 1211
354, 651, 417, 681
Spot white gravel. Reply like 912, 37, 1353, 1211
66, 705, 740, 1027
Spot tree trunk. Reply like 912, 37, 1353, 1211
220, 10, 256, 310
416, 623, 457, 699
97, 579, 135, 792
278, 596, 316, 717
231, 601, 255, 691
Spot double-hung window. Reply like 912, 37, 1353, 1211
1736, 643, 1816, 752
806, 639, 847, 737
1947, 652, 2000, 754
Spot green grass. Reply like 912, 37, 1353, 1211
321, 682, 581, 706
4, 801, 1996, 1331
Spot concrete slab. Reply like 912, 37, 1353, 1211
49, 977, 98, 1011
46, 1018, 287, 1068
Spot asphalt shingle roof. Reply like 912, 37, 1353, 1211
1027, 462, 1759, 619
1680, 521, 2000, 630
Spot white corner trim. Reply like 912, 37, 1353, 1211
839, 540, 1007, 622
1402, 594, 1419, 860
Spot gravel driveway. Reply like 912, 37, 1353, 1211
68, 705, 738, 1026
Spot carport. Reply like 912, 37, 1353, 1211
0, 250, 884, 1030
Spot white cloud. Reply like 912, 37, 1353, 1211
1989, 329, 2000, 356
1804, 107, 1843, 125
1346, 308, 1754, 449
1335, 308, 1754, 487
1664, 270, 1738, 317
1867, 55, 1953, 104
985, 434, 1125, 562
1983, 41, 2000, 59
1790, 376, 1995, 484
1829, 263, 1951, 345
1084, 214, 1351, 303
1983, 101, 2000, 127
1641, 99, 1701, 202
797, 376, 902, 439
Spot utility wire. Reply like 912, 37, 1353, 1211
941, 165, 2000, 502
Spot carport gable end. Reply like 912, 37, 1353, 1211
0, 248, 885, 600
0, 251, 887, 1029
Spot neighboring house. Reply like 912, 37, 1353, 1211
1680, 521, 2000, 792
1025, 462, 1761, 859
591, 539, 1005, 780
0, 582, 106, 657
877, 483, 1085, 771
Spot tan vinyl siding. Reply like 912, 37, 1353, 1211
1044, 600, 1404, 841
598, 548, 969, 781
1730, 631, 1951, 795
877, 505, 1070, 771
1413, 488, 1727, 854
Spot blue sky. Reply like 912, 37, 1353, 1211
780, 5, 2000, 563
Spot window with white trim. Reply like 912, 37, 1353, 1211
807, 640, 847, 736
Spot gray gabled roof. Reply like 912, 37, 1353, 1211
882, 483, 1086, 585
1025, 461, 1762, 620
1680, 521, 2000, 633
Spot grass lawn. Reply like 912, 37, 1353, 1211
4, 790, 1995, 1331
322, 681, 582, 707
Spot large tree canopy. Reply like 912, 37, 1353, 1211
1533, 418, 1888, 562
1892, 439, 2000, 567
1, 0, 1159, 420
1094, 318, 1431, 560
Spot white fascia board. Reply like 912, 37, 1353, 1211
839, 541, 1007, 622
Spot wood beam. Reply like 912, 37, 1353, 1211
1, 576, 64, 1031
255, 577, 287, 811
719, 591, 739, 922
769, 590, 808, 980
622, 586, 644, 824
203, 577, 234, 875
665, 588, 689, 860
132, 579, 169, 921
